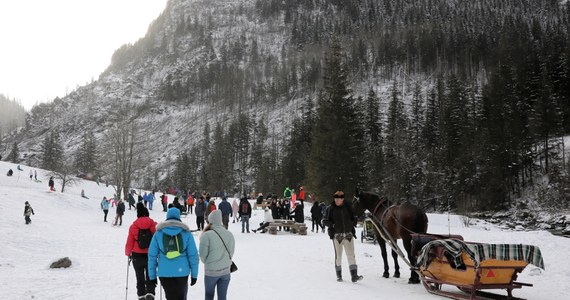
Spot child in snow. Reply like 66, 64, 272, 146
24, 201, 35, 224
48, 177, 55, 191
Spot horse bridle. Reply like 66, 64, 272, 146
353, 194, 389, 216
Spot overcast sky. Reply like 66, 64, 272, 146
0, 0, 168, 110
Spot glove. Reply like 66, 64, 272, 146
190, 277, 197, 286
150, 279, 157, 286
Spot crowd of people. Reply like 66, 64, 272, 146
7, 166, 361, 299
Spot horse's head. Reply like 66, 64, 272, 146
352, 189, 384, 217
352, 188, 366, 217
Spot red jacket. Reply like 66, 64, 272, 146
298, 189, 305, 201
125, 216, 156, 256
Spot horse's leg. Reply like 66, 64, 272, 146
391, 249, 400, 278
403, 237, 420, 284
378, 239, 390, 278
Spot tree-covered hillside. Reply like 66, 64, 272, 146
6, 0, 570, 213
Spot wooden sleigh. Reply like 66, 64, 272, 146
411, 234, 544, 300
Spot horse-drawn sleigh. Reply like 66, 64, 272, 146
352, 190, 544, 300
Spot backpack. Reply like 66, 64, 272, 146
240, 202, 249, 214
137, 228, 153, 249
163, 233, 184, 259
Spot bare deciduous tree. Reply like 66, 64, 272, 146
102, 104, 148, 200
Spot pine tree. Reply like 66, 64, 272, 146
362, 88, 384, 191
7, 142, 19, 163
208, 123, 232, 192
41, 131, 64, 172
307, 41, 365, 200
383, 81, 410, 200
74, 131, 98, 176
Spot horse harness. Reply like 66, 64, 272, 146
353, 194, 418, 271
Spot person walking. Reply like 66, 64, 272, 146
148, 192, 155, 210
34, 170, 38, 181
128, 192, 137, 210
125, 203, 157, 300
113, 199, 126, 226
148, 207, 199, 300
217, 197, 232, 229
311, 201, 323, 232
199, 210, 235, 300
231, 199, 239, 223
29, 169, 33, 180
323, 190, 363, 283
101, 197, 110, 222
195, 196, 206, 231
24, 201, 35, 224
238, 197, 252, 233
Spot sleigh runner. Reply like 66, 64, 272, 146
413, 234, 544, 300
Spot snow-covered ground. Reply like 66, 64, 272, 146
0, 161, 567, 299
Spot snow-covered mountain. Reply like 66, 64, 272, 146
3, 0, 568, 193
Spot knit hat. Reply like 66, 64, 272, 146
208, 210, 222, 226
166, 207, 181, 221
136, 202, 149, 218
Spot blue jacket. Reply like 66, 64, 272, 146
218, 199, 232, 217
148, 219, 199, 279
100, 198, 109, 210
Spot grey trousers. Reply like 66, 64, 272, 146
333, 233, 358, 271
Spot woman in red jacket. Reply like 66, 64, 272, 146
125, 203, 157, 300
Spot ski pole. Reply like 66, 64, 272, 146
125, 256, 131, 300
159, 280, 162, 300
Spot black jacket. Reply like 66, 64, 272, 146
323, 202, 356, 239
311, 204, 323, 219
117, 201, 126, 215
290, 204, 304, 223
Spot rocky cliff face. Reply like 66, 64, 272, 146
10, 0, 297, 174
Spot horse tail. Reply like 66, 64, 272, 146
414, 208, 429, 234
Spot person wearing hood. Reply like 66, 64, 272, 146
200, 210, 235, 300
148, 207, 199, 300
125, 203, 157, 300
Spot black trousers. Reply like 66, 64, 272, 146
132, 253, 155, 297
159, 276, 188, 300
196, 216, 205, 230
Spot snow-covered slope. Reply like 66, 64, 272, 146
0, 161, 567, 299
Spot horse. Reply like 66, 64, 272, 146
352, 190, 428, 284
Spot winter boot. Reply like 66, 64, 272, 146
350, 269, 363, 282
144, 293, 155, 300
336, 270, 343, 282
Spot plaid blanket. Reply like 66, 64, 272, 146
417, 239, 545, 270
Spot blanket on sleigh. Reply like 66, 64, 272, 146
417, 238, 545, 270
